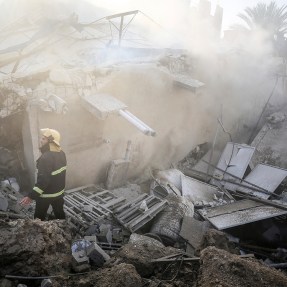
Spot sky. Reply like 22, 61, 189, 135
84, 0, 287, 31
194, 0, 287, 30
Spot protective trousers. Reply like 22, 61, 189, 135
34, 196, 65, 220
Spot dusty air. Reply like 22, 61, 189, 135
0, 0, 287, 286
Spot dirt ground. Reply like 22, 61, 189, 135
198, 247, 287, 287
1, 219, 287, 287
0, 219, 72, 277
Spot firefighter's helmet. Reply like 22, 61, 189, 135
40, 128, 61, 146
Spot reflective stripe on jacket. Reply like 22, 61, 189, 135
29, 150, 67, 200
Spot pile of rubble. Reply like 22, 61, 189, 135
2, 138, 287, 286
1, 220, 287, 287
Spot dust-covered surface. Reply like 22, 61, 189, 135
109, 234, 181, 277
198, 247, 287, 287
196, 229, 240, 256
251, 117, 287, 169
53, 263, 142, 287
0, 219, 73, 277
1, 218, 287, 287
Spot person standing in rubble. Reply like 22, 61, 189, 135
20, 128, 66, 220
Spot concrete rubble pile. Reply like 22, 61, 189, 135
2, 138, 287, 286
0, 2, 287, 287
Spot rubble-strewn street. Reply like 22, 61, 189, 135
1, 0, 287, 286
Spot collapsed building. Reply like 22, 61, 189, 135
1, 0, 287, 286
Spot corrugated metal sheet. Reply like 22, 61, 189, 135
199, 199, 287, 230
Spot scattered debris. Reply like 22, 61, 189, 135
0, 2, 286, 285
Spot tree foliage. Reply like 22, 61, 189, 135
237, 1, 287, 36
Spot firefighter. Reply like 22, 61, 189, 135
20, 128, 66, 220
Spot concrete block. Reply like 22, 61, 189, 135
72, 250, 89, 264
89, 242, 110, 261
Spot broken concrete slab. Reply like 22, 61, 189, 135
81, 93, 127, 120
172, 74, 205, 93
181, 175, 233, 207
154, 169, 184, 191
236, 164, 287, 199
179, 216, 211, 255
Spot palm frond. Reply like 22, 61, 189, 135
235, 1, 287, 34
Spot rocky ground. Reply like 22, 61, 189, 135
1, 219, 287, 287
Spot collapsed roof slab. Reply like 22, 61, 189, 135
172, 74, 205, 93
199, 199, 287, 230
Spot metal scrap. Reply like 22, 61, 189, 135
198, 199, 287, 230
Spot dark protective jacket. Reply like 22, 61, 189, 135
29, 150, 67, 200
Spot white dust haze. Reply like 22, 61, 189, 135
1, 0, 285, 184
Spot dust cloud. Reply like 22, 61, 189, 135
85, 0, 285, 171
1, 0, 285, 183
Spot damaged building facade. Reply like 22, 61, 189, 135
1, 0, 286, 191
1, 0, 287, 286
